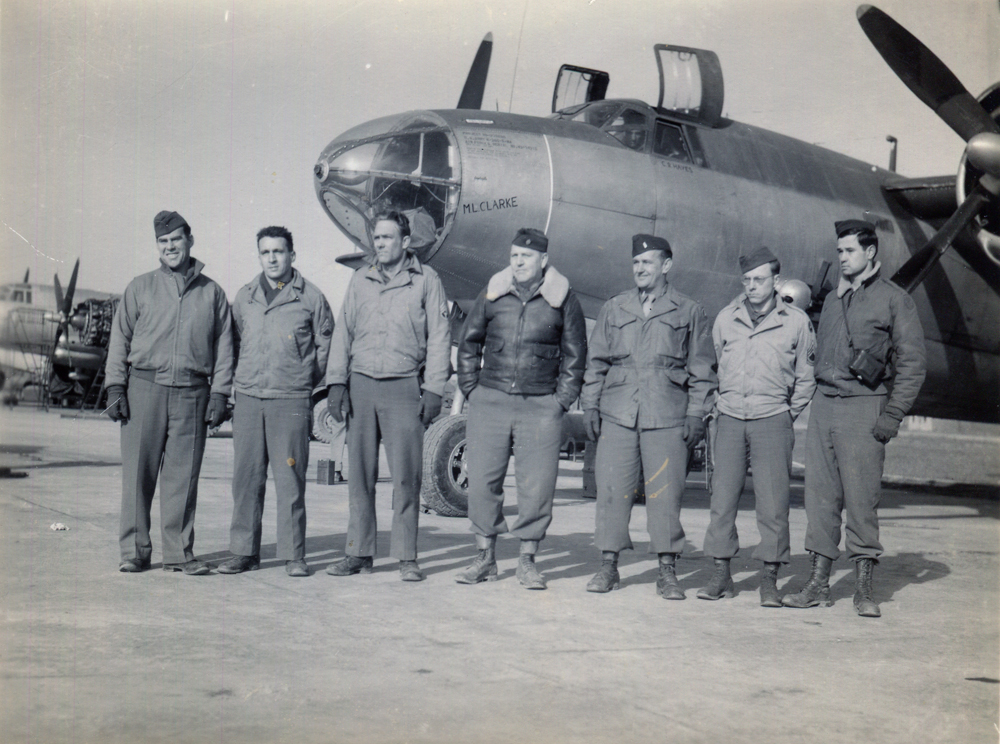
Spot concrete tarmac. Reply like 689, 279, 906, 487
0, 406, 997, 744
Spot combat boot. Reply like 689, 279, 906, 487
759, 562, 782, 608
781, 552, 833, 608
697, 558, 735, 600
516, 553, 547, 590
853, 558, 881, 618
586, 554, 620, 593
656, 553, 685, 600
455, 537, 497, 584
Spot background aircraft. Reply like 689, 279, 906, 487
0, 264, 119, 406
311, 5, 1000, 515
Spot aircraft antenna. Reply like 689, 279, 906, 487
508, 0, 530, 112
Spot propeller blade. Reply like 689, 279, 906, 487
53, 274, 64, 313
891, 182, 992, 292
63, 259, 80, 315
23, 268, 29, 284
457, 33, 493, 109
857, 5, 998, 142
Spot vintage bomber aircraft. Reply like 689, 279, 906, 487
312, 6, 1000, 516
0, 262, 119, 406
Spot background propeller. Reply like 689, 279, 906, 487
48, 258, 80, 368
857, 5, 1000, 291
457, 33, 493, 109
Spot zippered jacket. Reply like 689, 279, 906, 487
105, 260, 233, 396
814, 264, 926, 424
325, 254, 451, 396
713, 293, 816, 420
457, 265, 587, 410
232, 270, 334, 399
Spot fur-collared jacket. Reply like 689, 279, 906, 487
457, 265, 587, 409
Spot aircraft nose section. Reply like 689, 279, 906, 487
314, 111, 461, 261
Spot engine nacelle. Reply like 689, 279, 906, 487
956, 83, 1000, 266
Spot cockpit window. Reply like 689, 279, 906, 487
565, 101, 622, 129
653, 121, 691, 163
315, 114, 460, 260
602, 107, 649, 152
12, 289, 24, 303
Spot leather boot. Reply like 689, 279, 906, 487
455, 537, 497, 584
781, 552, 833, 608
586, 554, 620, 593
656, 553, 685, 600
853, 558, 881, 618
697, 558, 735, 600
759, 562, 782, 608
516, 553, 547, 590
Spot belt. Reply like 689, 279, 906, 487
129, 368, 209, 387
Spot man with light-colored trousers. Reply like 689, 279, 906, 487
106, 210, 233, 576
324, 211, 450, 582
218, 226, 334, 578
698, 246, 816, 606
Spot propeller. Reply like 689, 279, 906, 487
22, 268, 29, 284
49, 258, 80, 361
857, 5, 998, 142
457, 33, 493, 109
857, 5, 1000, 291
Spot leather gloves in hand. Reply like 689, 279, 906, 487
872, 413, 901, 443
327, 384, 350, 423
105, 385, 129, 422
682, 415, 706, 446
419, 391, 442, 426
584, 409, 601, 442
205, 393, 230, 428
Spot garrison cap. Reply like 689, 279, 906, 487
631, 234, 672, 258
739, 246, 779, 274
154, 211, 189, 237
512, 227, 548, 253
835, 219, 877, 238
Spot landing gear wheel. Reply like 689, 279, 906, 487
420, 415, 469, 517
312, 400, 335, 443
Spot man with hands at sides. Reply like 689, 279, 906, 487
324, 211, 451, 582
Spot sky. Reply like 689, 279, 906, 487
1, 0, 998, 307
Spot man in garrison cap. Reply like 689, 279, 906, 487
217, 226, 334, 578
455, 227, 587, 590
579, 234, 716, 598
105, 211, 234, 575
783, 219, 925, 617
698, 246, 816, 606
324, 210, 450, 582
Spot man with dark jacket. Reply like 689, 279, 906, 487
455, 228, 587, 590
324, 211, 451, 582
580, 234, 716, 599
783, 219, 925, 617
218, 226, 334, 577
106, 211, 233, 575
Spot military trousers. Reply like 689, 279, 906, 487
229, 393, 310, 560
703, 412, 793, 564
594, 420, 688, 554
465, 385, 564, 542
345, 373, 423, 561
804, 392, 886, 562
118, 377, 208, 564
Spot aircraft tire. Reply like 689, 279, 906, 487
420, 414, 469, 518
311, 400, 335, 443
